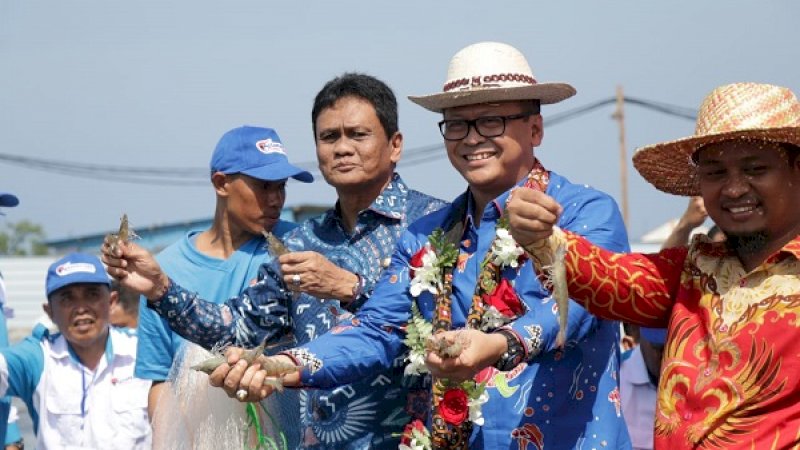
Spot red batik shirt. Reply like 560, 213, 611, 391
528, 228, 800, 450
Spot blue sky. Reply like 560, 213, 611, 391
1, 1, 796, 242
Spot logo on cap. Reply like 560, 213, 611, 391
256, 139, 286, 156
55, 262, 97, 277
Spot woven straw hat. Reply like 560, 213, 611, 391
633, 82, 800, 196
408, 42, 576, 113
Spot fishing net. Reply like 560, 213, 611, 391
152, 343, 301, 450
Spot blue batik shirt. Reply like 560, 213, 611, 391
135, 219, 297, 382
151, 173, 447, 449
290, 169, 633, 449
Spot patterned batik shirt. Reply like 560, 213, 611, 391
290, 166, 633, 449
529, 228, 800, 450
151, 173, 447, 450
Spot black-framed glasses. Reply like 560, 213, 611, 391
438, 112, 536, 141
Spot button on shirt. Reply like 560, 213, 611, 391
291, 169, 632, 449
0, 326, 152, 450
151, 173, 447, 449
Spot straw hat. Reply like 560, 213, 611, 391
633, 82, 800, 196
408, 42, 576, 113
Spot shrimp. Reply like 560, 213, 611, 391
262, 230, 289, 257
262, 230, 302, 300
106, 214, 137, 254
191, 337, 302, 377
426, 333, 468, 359
544, 243, 569, 349
190, 338, 268, 375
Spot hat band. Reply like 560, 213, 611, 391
443, 73, 537, 92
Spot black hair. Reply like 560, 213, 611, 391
525, 100, 542, 115
782, 143, 800, 165
311, 73, 398, 139
110, 279, 140, 316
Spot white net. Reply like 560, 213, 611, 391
151, 341, 302, 449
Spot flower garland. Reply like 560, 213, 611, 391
403, 164, 549, 449
405, 220, 526, 448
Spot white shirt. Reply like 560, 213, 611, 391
0, 327, 152, 450
620, 346, 657, 450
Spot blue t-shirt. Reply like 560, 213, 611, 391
149, 174, 448, 449
134, 220, 295, 381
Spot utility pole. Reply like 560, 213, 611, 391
612, 85, 629, 226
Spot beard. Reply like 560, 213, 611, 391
725, 231, 770, 256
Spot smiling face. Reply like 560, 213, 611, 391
442, 101, 542, 206
696, 140, 800, 250
314, 96, 401, 194
45, 283, 111, 353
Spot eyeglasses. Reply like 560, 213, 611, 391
438, 112, 536, 141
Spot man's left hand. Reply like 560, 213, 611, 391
279, 251, 359, 302
425, 329, 506, 381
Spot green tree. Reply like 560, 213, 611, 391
0, 220, 48, 255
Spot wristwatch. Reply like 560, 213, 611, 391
493, 328, 525, 371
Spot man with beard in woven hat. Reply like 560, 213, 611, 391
216, 42, 632, 449
511, 82, 800, 449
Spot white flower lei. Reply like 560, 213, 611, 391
490, 228, 525, 268
408, 243, 442, 297
405, 227, 526, 375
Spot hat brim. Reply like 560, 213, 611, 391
47, 280, 110, 299
0, 192, 19, 207
408, 83, 576, 113
632, 127, 800, 196
241, 163, 314, 183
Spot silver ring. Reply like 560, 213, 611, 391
291, 274, 301, 286
236, 389, 248, 401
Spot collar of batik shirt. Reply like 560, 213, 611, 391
327, 172, 410, 227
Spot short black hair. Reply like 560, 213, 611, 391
311, 73, 399, 139
523, 100, 541, 115
782, 143, 800, 165
110, 279, 140, 316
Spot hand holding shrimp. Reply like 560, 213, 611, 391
506, 188, 570, 348
424, 329, 506, 382
505, 188, 562, 247
101, 215, 170, 300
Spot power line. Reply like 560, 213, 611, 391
624, 96, 697, 121
0, 95, 698, 184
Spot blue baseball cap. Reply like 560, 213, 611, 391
46, 253, 111, 298
210, 126, 314, 183
0, 192, 19, 207
640, 327, 667, 345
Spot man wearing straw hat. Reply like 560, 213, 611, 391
215, 42, 632, 449
512, 82, 800, 449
